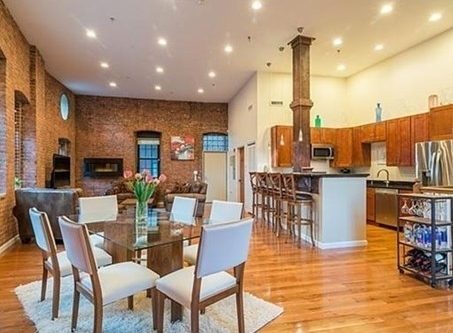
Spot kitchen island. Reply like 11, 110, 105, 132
294, 172, 369, 249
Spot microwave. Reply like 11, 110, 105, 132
311, 144, 334, 160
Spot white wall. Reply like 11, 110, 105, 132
346, 28, 453, 126
227, 73, 257, 210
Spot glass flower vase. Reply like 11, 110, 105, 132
135, 200, 149, 225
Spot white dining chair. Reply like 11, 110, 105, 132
156, 218, 253, 333
171, 196, 198, 220
59, 216, 160, 333
183, 200, 244, 265
28, 208, 112, 320
79, 195, 118, 248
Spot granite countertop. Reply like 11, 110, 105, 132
367, 179, 416, 190
293, 172, 370, 178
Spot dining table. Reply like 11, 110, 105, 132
68, 206, 204, 322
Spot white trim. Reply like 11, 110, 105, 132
0, 235, 20, 255
299, 233, 368, 249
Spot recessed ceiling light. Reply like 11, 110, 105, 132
156, 66, 164, 73
224, 44, 233, 53
251, 0, 262, 10
429, 12, 442, 22
155, 85, 162, 91
109, 82, 117, 87
198, 88, 204, 94
86, 29, 97, 39
158, 38, 167, 46
333, 37, 343, 47
208, 71, 216, 78
100, 62, 109, 68
374, 44, 384, 51
337, 64, 346, 71
380, 3, 393, 15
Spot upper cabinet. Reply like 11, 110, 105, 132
333, 128, 353, 168
271, 125, 293, 167
352, 127, 371, 167
386, 117, 412, 166
430, 105, 453, 140
411, 113, 430, 164
311, 128, 336, 144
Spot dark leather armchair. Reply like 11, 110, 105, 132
13, 188, 82, 243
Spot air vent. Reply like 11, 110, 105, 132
270, 100, 284, 106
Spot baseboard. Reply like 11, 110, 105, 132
317, 240, 368, 249
0, 235, 20, 256
299, 233, 368, 249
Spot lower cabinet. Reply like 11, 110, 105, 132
366, 188, 376, 222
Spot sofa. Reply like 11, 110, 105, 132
13, 188, 82, 243
164, 181, 208, 217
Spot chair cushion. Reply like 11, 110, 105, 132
156, 266, 236, 309
89, 233, 105, 248
48, 247, 112, 277
81, 262, 159, 305
183, 244, 199, 265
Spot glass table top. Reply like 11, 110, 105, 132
67, 207, 204, 252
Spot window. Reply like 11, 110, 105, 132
60, 93, 69, 120
203, 133, 228, 152
137, 132, 161, 177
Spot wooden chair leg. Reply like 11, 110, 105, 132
156, 291, 165, 333
191, 303, 200, 333
52, 274, 61, 320
40, 265, 48, 302
236, 291, 245, 333
310, 202, 315, 247
71, 289, 80, 332
93, 297, 103, 333
128, 295, 134, 310
297, 205, 302, 248
151, 288, 158, 330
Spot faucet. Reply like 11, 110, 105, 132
377, 168, 390, 186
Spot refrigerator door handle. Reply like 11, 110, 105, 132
434, 150, 442, 186
429, 151, 436, 185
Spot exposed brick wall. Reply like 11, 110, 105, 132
75, 96, 228, 196
44, 74, 76, 187
0, 0, 32, 247
0, 0, 76, 247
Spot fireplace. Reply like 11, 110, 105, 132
83, 158, 123, 178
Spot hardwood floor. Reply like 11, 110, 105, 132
1, 222, 452, 332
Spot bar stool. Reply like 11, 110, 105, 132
268, 173, 284, 236
256, 172, 269, 225
282, 173, 315, 248
249, 172, 259, 218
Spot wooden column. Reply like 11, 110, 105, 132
289, 35, 314, 171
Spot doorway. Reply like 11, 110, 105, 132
203, 152, 227, 202
237, 146, 245, 203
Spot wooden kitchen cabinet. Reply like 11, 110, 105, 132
429, 105, 453, 140
366, 187, 376, 222
411, 113, 429, 164
386, 116, 412, 166
361, 124, 376, 143
271, 126, 293, 167
332, 128, 353, 167
321, 128, 337, 144
310, 128, 322, 144
352, 127, 371, 167
398, 117, 412, 166
374, 122, 387, 141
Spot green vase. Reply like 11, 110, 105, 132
135, 200, 149, 225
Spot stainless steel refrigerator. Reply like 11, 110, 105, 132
416, 140, 453, 186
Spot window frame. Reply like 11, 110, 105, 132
202, 133, 228, 152
136, 132, 161, 177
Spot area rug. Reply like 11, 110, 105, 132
15, 276, 283, 333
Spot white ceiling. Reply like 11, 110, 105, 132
4, 0, 453, 102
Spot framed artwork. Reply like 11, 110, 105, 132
171, 136, 195, 160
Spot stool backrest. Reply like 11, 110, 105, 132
249, 172, 257, 190
268, 173, 283, 197
195, 218, 253, 278
256, 172, 268, 192
282, 173, 297, 200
